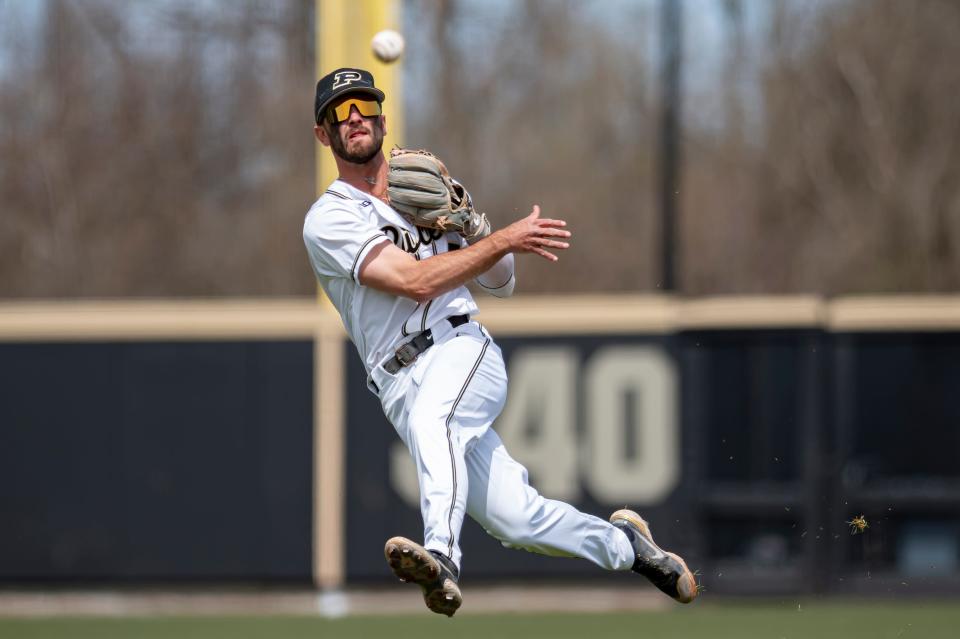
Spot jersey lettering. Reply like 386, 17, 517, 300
381, 225, 444, 254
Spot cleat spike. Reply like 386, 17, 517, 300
384, 536, 461, 616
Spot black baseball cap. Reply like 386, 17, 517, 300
314, 67, 386, 124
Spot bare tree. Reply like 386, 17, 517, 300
684, 0, 960, 294
2, 0, 958, 298
0, 0, 316, 298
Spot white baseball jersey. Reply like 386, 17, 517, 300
303, 177, 635, 577
303, 179, 479, 374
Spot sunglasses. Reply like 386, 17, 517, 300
324, 97, 382, 125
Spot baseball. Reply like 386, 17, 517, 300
371, 29, 404, 63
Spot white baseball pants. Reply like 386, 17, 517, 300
370, 320, 636, 573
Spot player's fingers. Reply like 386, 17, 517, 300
537, 218, 567, 228
536, 227, 572, 238
537, 238, 570, 250
532, 246, 559, 261
527, 204, 541, 220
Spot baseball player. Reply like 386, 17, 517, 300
303, 67, 697, 617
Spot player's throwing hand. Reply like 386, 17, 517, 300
500, 205, 571, 262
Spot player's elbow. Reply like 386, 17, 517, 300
406, 286, 437, 304
410, 278, 447, 303
395, 268, 441, 304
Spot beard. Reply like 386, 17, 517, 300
330, 118, 385, 164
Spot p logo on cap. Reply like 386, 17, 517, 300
332, 71, 363, 90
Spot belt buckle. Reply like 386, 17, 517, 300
394, 342, 419, 368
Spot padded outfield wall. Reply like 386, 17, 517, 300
1, 296, 959, 595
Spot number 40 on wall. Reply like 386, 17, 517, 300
391, 345, 680, 508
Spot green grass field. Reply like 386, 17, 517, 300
1, 601, 957, 639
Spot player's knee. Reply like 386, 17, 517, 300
485, 518, 530, 547
483, 498, 544, 547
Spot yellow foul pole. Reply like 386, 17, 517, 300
313, 0, 403, 592
315, 0, 404, 194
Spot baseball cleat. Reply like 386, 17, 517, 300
384, 536, 462, 617
610, 509, 698, 604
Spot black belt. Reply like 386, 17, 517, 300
383, 315, 469, 374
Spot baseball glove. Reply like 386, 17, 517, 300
387, 148, 491, 242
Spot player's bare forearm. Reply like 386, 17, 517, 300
406, 206, 569, 301
411, 233, 513, 301
359, 234, 507, 302
358, 233, 509, 303
359, 205, 570, 303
